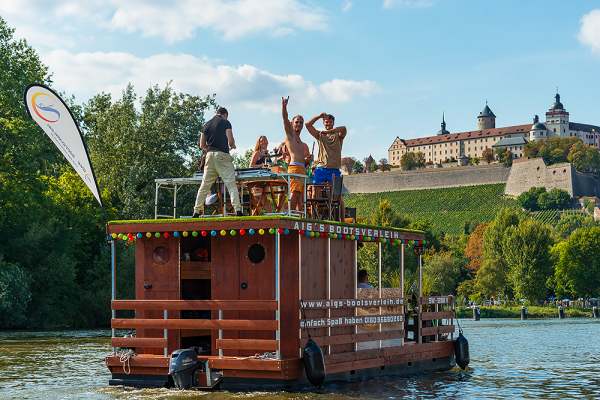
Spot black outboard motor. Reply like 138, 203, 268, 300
168, 349, 201, 390
303, 338, 326, 389
454, 331, 470, 370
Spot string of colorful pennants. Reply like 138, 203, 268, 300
111, 230, 424, 246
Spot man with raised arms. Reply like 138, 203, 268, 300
281, 96, 308, 211
305, 112, 347, 220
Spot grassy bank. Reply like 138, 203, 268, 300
456, 306, 594, 318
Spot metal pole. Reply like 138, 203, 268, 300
276, 231, 281, 359
164, 310, 168, 357
400, 243, 404, 346
111, 238, 116, 352
173, 183, 178, 218
378, 242, 382, 348
219, 310, 223, 359
154, 182, 160, 219
418, 253, 422, 344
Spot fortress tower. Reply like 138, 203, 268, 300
529, 114, 547, 143
478, 102, 496, 130
545, 92, 569, 139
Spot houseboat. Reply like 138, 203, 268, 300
104, 170, 462, 390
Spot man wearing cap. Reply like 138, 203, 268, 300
192, 107, 243, 217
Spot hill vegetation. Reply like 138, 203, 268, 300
344, 183, 520, 235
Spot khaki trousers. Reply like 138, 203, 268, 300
193, 151, 242, 214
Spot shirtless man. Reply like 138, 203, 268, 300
281, 96, 308, 211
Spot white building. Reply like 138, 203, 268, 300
388, 93, 600, 166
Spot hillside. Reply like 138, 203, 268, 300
343, 183, 520, 235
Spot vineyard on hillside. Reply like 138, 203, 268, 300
344, 183, 590, 236
344, 183, 520, 235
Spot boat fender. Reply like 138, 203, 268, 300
454, 332, 470, 370
303, 338, 326, 389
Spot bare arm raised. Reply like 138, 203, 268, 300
305, 112, 327, 140
320, 126, 347, 138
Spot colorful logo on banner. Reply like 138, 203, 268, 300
31, 92, 61, 122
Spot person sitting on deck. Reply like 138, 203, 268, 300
357, 269, 373, 288
192, 107, 243, 217
249, 135, 273, 213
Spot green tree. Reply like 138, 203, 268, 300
472, 157, 480, 165
400, 152, 416, 170
516, 187, 546, 211
523, 141, 540, 158
232, 149, 253, 169
555, 227, 600, 298
475, 209, 520, 298
555, 214, 585, 239
538, 188, 570, 210
370, 161, 378, 172
503, 218, 553, 300
414, 152, 426, 168
82, 83, 217, 220
0, 255, 31, 328
353, 160, 363, 174
588, 202, 596, 215
423, 252, 469, 295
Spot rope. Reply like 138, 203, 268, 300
119, 349, 136, 374
233, 352, 277, 360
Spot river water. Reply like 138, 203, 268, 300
1, 318, 599, 399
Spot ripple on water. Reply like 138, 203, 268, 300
1, 320, 600, 399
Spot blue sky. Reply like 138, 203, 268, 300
3, 0, 600, 164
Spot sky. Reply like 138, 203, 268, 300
3, 0, 600, 164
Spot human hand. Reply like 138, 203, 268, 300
320, 112, 328, 119
282, 96, 289, 107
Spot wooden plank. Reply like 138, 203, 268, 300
208, 358, 282, 371
421, 325, 455, 336
329, 239, 356, 354
111, 337, 168, 348
326, 357, 385, 375
105, 355, 169, 367
216, 339, 279, 351
112, 318, 277, 330
107, 366, 169, 375
300, 330, 405, 348
279, 231, 300, 358
181, 261, 211, 280
301, 313, 404, 329
420, 311, 455, 321
238, 233, 276, 356
112, 300, 278, 311
222, 370, 285, 380
420, 296, 454, 305
300, 297, 404, 309
324, 348, 383, 365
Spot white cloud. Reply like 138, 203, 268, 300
382, 0, 433, 9
579, 8, 600, 55
44, 50, 380, 111
342, 1, 353, 12
0, 0, 328, 43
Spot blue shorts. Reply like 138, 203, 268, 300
313, 167, 341, 184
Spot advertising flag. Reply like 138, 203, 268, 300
23, 83, 103, 207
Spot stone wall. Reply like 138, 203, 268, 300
343, 164, 511, 194
505, 158, 600, 198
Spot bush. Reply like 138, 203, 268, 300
0, 256, 31, 328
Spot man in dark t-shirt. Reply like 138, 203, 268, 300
192, 107, 243, 217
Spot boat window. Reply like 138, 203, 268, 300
152, 246, 170, 265
247, 243, 266, 264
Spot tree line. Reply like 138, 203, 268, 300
0, 17, 216, 328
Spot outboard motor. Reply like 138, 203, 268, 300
454, 331, 470, 370
168, 349, 202, 390
303, 338, 326, 389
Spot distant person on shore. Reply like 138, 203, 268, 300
249, 135, 273, 213
192, 107, 243, 217
281, 96, 308, 211
357, 269, 373, 288
305, 112, 347, 219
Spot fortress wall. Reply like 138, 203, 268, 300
505, 159, 574, 196
573, 172, 600, 198
342, 164, 511, 194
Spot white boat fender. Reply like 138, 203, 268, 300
303, 338, 326, 389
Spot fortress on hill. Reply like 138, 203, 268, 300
387, 93, 600, 165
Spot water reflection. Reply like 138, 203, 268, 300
1, 319, 599, 399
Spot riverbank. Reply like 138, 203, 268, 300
456, 306, 595, 318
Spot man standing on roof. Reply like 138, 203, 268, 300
192, 107, 243, 217
305, 112, 347, 219
281, 96, 308, 212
